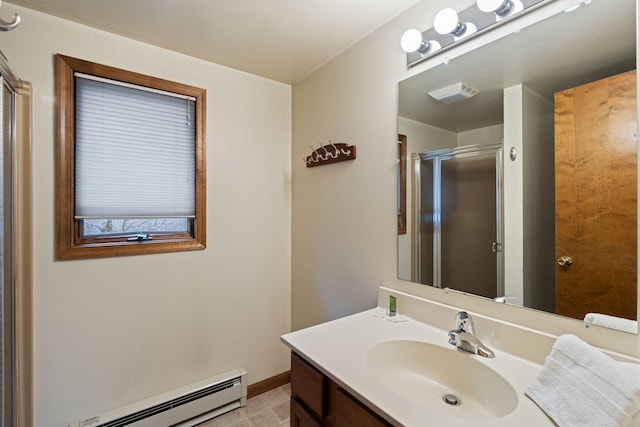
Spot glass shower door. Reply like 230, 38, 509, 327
0, 72, 15, 426
440, 150, 501, 298
416, 143, 503, 298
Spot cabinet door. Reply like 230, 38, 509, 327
291, 353, 326, 417
335, 388, 392, 427
291, 397, 324, 427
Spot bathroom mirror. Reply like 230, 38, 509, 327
397, 0, 638, 332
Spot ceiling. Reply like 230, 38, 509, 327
6, 0, 422, 84
398, 0, 636, 132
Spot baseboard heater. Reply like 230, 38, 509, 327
70, 368, 247, 427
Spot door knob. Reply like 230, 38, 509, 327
557, 256, 573, 268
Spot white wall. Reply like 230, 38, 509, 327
3, 4, 292, 426
522, 86, 555, 312
291, 0, 474, 331
503, 85, 525, 304
292, 0, 640, 358
457, 124, 503, 146
503, 85, 555, 310
398, 117, 457, 154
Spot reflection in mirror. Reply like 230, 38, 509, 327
397, 0, 638, 333
398, 135, 407, 235
412, 143, 504, 297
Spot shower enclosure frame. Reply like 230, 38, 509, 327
0, 50, 33, 427
412, 142, 504, 298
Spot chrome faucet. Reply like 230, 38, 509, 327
448, 311, 495, 358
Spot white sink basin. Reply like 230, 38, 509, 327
366, 340, 518, 421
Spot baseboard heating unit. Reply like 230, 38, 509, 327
70, 368, 247, 427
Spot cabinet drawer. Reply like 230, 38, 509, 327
291, 352, 326, 418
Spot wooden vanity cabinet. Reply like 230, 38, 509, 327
290, 352, 393, 427
291, 398, 324, 427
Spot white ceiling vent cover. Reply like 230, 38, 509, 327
428, 82, 479, 104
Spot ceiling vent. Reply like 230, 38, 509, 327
428, 82, 479, 104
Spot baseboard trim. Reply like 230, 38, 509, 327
247, 371, 290, 399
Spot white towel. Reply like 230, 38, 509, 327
584, 313, 638, 334
525, 334, 640, 427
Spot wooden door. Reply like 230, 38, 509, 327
555, 69, 637, 320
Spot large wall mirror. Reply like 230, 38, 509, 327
397, 0, 638, 334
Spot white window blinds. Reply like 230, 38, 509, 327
74, 74, 196, 219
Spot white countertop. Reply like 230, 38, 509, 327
281, 308, 554, 427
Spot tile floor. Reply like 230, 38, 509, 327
198, 383, 291, 427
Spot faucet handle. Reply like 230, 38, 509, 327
448, 330, 459, 346
455, 311, 475, 333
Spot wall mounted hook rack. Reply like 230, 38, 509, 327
304, 141, 356, 168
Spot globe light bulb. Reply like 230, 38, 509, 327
477, 0, 508, 13
434, 8, 460, 35
400, 29, 423, 53
477, 0, 524, 19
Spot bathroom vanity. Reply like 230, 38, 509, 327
282, 287, 620, 427
290, 352, 391, 426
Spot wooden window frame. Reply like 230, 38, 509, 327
398, 134, 407, 235
56, 54, 206, 259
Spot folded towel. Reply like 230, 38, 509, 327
525, 334, 640, 427
584, 313, 638, 334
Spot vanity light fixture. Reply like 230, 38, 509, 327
477, 0, 524, 20
401, 0, 549, 68
400, 29, 442, 54
434, 8, 477, 40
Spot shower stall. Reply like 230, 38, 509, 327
412, 143, 503, 299
0, 50, 32, 427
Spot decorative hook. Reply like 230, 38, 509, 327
0, 1, 20, 32
321, 144, 334, 160
328, 139, 340, 158
309, 144, 318, 162
311, 144, 327, 161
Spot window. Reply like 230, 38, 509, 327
56, 55, 206, 259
